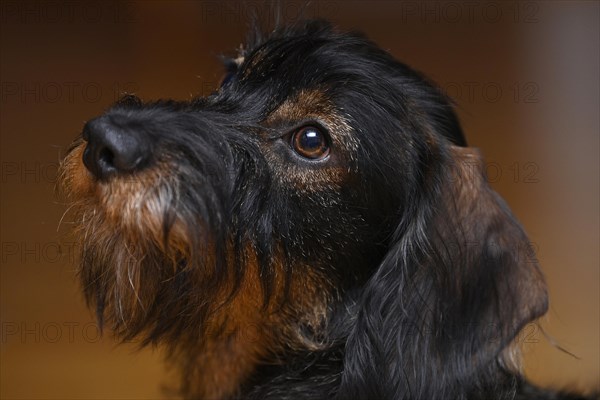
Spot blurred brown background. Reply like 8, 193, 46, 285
1, 1, 598, 398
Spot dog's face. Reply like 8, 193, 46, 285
60, 21, 548, 398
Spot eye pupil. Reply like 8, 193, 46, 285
301, 130, 321, 149
292, 126, 330, 160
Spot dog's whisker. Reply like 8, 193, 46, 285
56, 202, 79, 232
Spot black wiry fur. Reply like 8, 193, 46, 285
60, 20, 597, 400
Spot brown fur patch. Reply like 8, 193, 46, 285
180, 249, 331, 399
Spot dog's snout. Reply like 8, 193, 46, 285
82, 117, 151, 180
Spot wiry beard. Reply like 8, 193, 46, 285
60, 141, 232, 346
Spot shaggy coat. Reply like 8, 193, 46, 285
60, 20, 594, 400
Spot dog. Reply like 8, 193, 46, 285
59, 20, 596, 400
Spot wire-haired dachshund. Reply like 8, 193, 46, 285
59, 20, 596, 400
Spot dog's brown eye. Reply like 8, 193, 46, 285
291, 126, 330, 160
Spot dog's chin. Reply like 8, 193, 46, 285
73, 206, 224, 343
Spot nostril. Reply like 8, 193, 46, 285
98, 148, 114, 166
98, 147, 116, 171
82, 141, 119, 180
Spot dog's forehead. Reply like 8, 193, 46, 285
234, 31, 371, 94
217, 32, 377, 123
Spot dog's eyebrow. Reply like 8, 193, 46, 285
266, 89, 333, 123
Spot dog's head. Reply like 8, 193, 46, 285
60, 20, 548, 398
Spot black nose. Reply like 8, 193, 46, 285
82, 117, 151, 180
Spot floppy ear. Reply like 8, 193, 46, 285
338, 146, 548, 399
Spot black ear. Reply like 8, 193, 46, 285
338, 146, 548, 399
